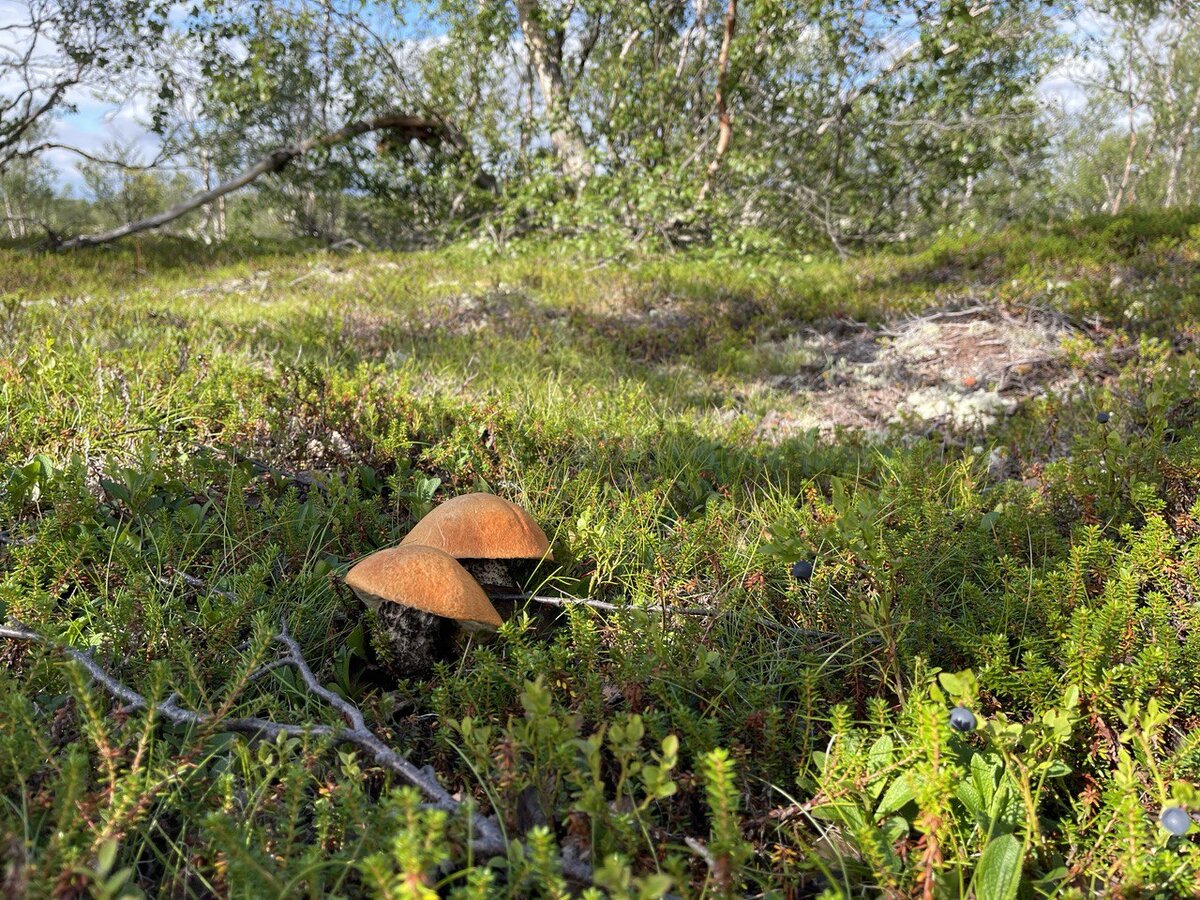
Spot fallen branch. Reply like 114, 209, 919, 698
496, 592, 882, 646
54, 113, 443, 251
0, 616, 592, 883
0, 619, 317, 740
494, 592, 719, 617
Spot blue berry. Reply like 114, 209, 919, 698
949, 706, 976, 733
1096, 411, 1110, 424
1162, 806, 1191, 836
790, 560, 814, 582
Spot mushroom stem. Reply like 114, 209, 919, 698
459, 559, 521, 593
369, 602, 448, 677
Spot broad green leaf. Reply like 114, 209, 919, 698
868, 734, 894, 770
876, 774, 917, 816
96, 838, 119, 875
811, 800, 867, 829
975, 833, 1023, 900
1041, 759, 1072, 778
956, 779, 985, 817
971, 753, 1001, 808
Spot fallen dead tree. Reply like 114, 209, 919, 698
52, 113, 444, 251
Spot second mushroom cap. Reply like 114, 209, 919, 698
400, 492, 552, 561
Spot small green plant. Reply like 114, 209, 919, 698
72, 840, 143, 900
800, 670, 1087, 897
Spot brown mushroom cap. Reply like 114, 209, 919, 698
345, 544, 502, 629
401, 493, 552, 561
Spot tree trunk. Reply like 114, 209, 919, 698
696, 0, 737, 203
2, 190, 17, 239
513, 0, 593, 183
1165, 87, 1200, 207
1110, 37, 1138, 215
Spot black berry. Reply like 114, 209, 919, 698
790, 560, 814, 582
1096, 411, 1110, 424
949, 706, 976, 733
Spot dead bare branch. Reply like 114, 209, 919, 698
494, 592, 720, 617
54, 112, 444, 251
161, 571, 239, 603
0, 615, 594, 883
495, 592, 882, 646
14, 141, 177, 171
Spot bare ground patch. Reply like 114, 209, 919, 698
752, 304, 1081, 441
399, 289, 567, 339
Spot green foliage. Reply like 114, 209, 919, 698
6, 218, 1200, 893
804, 673, 1080, 896
700, 748, 752, 894
4, 0, 1079, 251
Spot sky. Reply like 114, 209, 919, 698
45, 97, 162, 193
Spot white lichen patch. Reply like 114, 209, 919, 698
751, 304, 1076, 440
900, 387, 1016, 428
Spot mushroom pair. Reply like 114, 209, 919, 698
345, 493, 552, 676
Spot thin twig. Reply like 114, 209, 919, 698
996, 355, 1055, 391
493, 593, 718, 617
286, 270, 321, 288
684, 835, 716, 869
878, 304, 990, 337
245, 656, 295, 683
191, 441, 323, 494
166, 567, 876, 650
494, 593, 881, 646
161, 571, 239, 603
